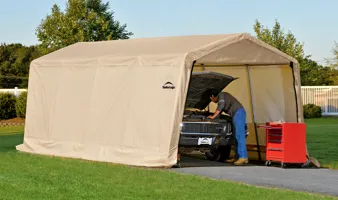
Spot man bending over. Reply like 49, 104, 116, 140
205, 89, 248, 165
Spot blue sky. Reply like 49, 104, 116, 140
0, 0, 337, 63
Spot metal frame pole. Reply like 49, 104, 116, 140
247, 65, 262, 161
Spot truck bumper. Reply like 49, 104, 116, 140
179, 133, 233, 147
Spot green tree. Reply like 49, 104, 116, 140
330, 42, 338, 84
0, 43, 41, 88
299, 58, 322, 85
253, 19, 338, 86
326, 41, 338, 70
300, 58, 338, 86
253, 19, 305, 60
36, 0, 133, 53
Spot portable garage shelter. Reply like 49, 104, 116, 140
16, 33, 316, 167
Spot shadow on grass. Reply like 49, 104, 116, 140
0, 133, 24, 152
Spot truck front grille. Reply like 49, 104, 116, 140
181, 122, 231, 133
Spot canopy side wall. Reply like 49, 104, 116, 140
17, 55, 187, 167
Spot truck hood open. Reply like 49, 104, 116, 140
185, 71, 236, 110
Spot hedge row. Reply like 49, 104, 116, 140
303, 103, 322, 119
0, 92, 27, 120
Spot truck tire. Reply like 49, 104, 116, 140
216, 145, 232, 162
205, 145, 231, 162
206, 131, 248, 162
205, 146, 221, 161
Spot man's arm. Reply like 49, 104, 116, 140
207, 98, 225, 119
207, 109, 221, 119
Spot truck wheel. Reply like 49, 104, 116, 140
205, 146, 221, 161
216, 145, 232, 162
205, 145, 231, 162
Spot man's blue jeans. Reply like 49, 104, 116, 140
233, 108, 248, 159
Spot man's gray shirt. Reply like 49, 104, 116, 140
217, 92, 244, 117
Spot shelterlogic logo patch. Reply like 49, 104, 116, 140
162, 82, 175, 89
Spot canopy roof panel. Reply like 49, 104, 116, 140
36, 33, 297, 66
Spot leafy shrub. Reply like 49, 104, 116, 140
0, 92, 17, 120
16, 91, 28, 118
303, 104, 322, 118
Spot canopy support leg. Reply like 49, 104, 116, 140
247, 65, 262, 161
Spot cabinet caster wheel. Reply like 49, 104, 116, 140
265, 160, 272, 166
301, 159, 311, 168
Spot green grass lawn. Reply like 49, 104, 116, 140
305, 117, 338, 169
0, 121, 337, 200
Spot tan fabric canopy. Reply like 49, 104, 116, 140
16, 33, 317, 167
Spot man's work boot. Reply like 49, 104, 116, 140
233, 158, 249, 165
225, 158, 237, 163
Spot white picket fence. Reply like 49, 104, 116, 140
0, 87, 27, 97
1, 86, 338, 116
301, 86, 338, 116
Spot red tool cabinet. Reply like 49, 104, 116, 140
258, 122, 309, 168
